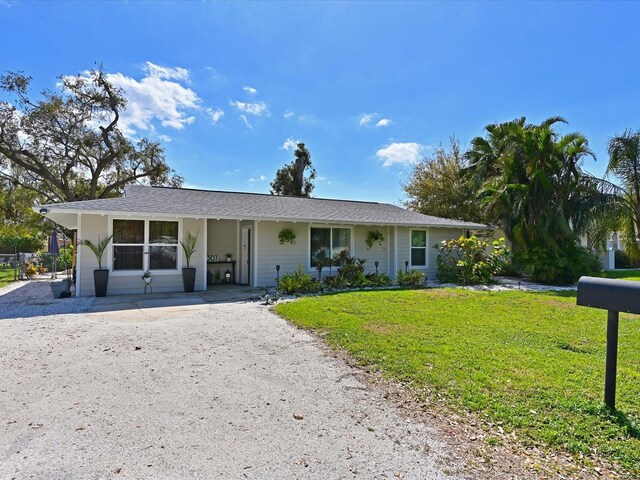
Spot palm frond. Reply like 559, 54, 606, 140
80, 234, 113, 270
180, 230, 199, 268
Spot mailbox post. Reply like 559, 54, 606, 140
576, 276, 640, 410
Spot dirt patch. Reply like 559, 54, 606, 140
364, 323, 394, 334
363, 322, 411, 335
420, 289, 462, 298
535, 298, 575, 310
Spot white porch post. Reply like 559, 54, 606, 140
393, 225, 398, 278
75, 213, 82, 297
202, 218, 208, 290
253, 220, 259, 287
386, 225, 391, 276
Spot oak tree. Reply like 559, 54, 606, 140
0, 68, 182, 204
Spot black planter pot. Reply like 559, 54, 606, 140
93, 269, 109, 297
182, 267, 196, 293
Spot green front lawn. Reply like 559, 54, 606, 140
0, 269, 16, 288
276, 289, 640, 476
603, 269, 640, 282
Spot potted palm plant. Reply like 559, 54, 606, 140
181, 231, 199, 293
80, 235, 113, 297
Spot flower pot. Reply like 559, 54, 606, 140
50, 278, 71, 299
94, 269, 109, 297
182, 267, 196, 293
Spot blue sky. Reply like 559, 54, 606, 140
2, 1, 639, 204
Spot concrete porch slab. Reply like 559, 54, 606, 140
87, 285, 266, 314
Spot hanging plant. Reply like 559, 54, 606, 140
365, 230, 385, 249
278, 228, 297, 245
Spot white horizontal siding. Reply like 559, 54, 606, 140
77, 214, 206, 296
353, 225, 388, 275
256, 221, 309, 287
396, 226, 464, 281
78, 214, 108, 296
255, 222, 391, 287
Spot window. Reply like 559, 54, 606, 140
310, 227, 352, 267
113, 220, 144, 271
411, 230, 427, 267
112, 219, 180, 272
149, 221, 178, 270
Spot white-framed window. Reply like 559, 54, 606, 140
309, 226, 352, 268
410, 229, 428, 267
148, 220, 179, 270
111, 218, 180, 273
113, 219, 145, 271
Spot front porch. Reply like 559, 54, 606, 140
88, 284, 266, 313
206, 219, 253, 286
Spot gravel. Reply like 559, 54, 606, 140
0, 300, 464, 479
0, 279, 92, 320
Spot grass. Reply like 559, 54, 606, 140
0, 268, 17, 288
276, 289, 640, 476
603, 269, 640, 282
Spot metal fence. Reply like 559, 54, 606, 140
0, 246, 22, 281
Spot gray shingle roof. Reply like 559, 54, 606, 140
39, 185, 486, 228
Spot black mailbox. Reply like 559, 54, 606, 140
576, 276, 640, 410
577, 276, 640, 314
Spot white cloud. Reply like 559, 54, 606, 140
239, 114, 253, 129
376, 118, 391, 127
204, 66, 227, 83
248, 175, 267, 183
143, 61, 190, 81
281, 137, 300, 151
230, 100, 267, 116
206, 108, 224, 123
157, 134, 172, 143
104, 63, 200, 136
376, 142, 425, 167
243, 86, 257, 94
297, 114, 318, 124
283, 109, 295, 119
359, 113, 377, 126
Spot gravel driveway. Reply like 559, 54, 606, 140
0, 285, 463, 479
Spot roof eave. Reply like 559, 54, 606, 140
34, 205, 487, 229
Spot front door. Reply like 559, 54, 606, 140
241, 227, 251, 285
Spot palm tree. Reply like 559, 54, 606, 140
463, 116, 610, 283
605, 130, 640, 259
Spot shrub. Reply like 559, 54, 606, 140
24, 263, 38, 278
365, 272, 393, 287
38, 244, 74, 272
518, 244, 602, 285
396, 269, 425, 286
615, 249, 640, 269
332, 250, 367, 287
277, 264, 322, 294
324, 275, 350, 290
436, 236, 510, 285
